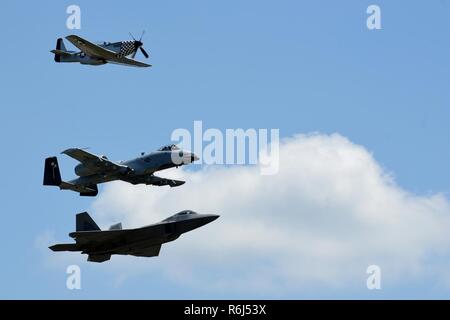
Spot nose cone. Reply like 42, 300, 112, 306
191, 153, 199, 162
178, 213, 220, 234
183, 152, 199, 164
202, 214, 220, 225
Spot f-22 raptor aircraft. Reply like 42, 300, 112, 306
51, 32, 151, 67
50, 210, 219, 262
43, 145, 198, 197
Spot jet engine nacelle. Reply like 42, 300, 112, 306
74, 164, 96, 177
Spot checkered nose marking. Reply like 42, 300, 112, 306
117, 41, 136, 58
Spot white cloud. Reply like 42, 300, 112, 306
90, 133, 450, 297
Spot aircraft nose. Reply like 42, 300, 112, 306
203, 214, 220, 224
191, 153, 199, 162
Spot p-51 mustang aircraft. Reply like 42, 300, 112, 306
51, 32, 151, 67
43, 145, 198, 197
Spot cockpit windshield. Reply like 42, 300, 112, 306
158, 144, 180, 151
163, 210, 196, 222
176, 210, 194, 216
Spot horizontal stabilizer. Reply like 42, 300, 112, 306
50, 49, 73, 57
49, 243, 79, 252
79, 184, 98, 197
60, 181, 78, 190
60, 181, 98, 197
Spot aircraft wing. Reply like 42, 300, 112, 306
124, 174, 185, 187
62, 148, 104, 163
65, 35, 151, 68
62, 148, 129, 173
148, 175, 185, 187
107, 57, 151, 68
66, 35, 117, 59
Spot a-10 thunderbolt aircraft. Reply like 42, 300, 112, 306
43, 145, 198, 197
50, 210, 219, 262
51, 32, 151, 67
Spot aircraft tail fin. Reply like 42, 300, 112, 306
54, 38, 66, 62
109, 223, 122, 230
43, 159, 99, 196
43, 157, 62, 186
76, 212, 101, 232
57, 38, 67, 52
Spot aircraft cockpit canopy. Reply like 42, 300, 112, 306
158, 144, 180, 152
163, 210, 196, 222
175, 210, 195, 216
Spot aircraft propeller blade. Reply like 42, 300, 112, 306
140, 46, 149, 59
130, 30, 149, 59
139, 30, 145, 41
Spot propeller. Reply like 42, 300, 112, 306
130, 31, 150, 59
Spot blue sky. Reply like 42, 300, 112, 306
0, 0, 449, 299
